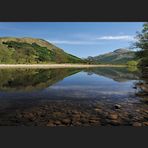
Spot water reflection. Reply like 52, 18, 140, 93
0, 68, 81, 92
0, 67, 140, 91
84, 67, 140, 82
0, 67, 143, 102
0, 67, 147, 126
135, 68, 148, 104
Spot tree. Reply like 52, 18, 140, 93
134, 22, 148, 67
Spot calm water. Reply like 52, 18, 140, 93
0, 67, 147, 126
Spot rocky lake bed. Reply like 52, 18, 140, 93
0, 99, 147, 126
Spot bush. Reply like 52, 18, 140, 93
127, 60, 138, 66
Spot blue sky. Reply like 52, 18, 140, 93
0, 22, 144, 58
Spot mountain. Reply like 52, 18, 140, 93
0, 37, 83, 64
85, 48, 136, 65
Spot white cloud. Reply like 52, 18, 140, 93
96, 35, 135, 41
48, 40, 103, 45
48, 35, 136, 45
47, 35, 136, 45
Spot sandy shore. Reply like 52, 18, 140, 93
0, 64, 126, 68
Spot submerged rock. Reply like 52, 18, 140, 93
133, 86, 137, 89
114, 104, 121, 109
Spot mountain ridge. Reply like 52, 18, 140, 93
0, 37, 83, 64
85, 48, 136, 65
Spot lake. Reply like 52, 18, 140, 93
0, 67, 147, 126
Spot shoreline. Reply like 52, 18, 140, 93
0, 64, 127, 68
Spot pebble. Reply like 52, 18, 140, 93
72, 111, 81, 114
110, 120, 121, 125
136, 109, 140, 112
54, 121, 62, 125
73, 114, 81, 118
94, 108, 101, 112
108, 112, 118, 120
62, 119, 71, 124
132, 122, 142, 127
23, 112, 35, 119
143, 122, 148, 126
46, 122, 55, 126
73, 122, 81, 126
89, 120, 100, 124
144, 110, 148, 114
53, 112, 63, 116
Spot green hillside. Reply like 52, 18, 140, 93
0, 37, 83, 64
85, 48, 137, 65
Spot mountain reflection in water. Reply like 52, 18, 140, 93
0, 67, 142, 101
0, 67, 147, 126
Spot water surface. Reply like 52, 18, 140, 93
0, 67, 147, 126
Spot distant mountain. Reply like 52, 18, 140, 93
0, 37, 83, 64
85, 48, 136, 65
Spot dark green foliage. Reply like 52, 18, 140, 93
0, 39, 83, 64
66, 53, 83, 63
31, 43, 52, 62
133, 23, 148, 99
134, 23, 148, 67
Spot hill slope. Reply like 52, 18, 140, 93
85, 48, 136, 65
0, 37, 83, 64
